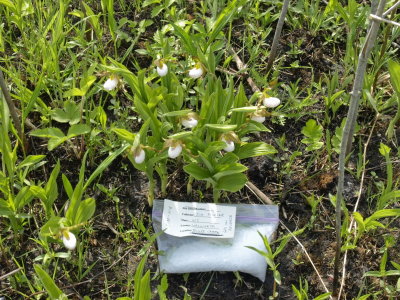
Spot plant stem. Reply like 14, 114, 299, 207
0, 69, 27, 152
333, 0, 387, 296
265, 0, 290, 74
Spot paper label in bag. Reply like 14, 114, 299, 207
162, 200, 236, 238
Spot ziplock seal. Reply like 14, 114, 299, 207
153, 211, 279, 222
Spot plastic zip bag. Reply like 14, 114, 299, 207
152, 199, 279, 281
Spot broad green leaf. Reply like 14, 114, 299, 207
184, 163, 211, 180
205, 124, 237, 132
48, 137, 68, 151
80, 75, 96, 93
207, 0, 244, 48
83, 145, 129, 190
163, 109, 193, 117
112, 128, 136, 143
45, 161, 61, 212
62, 174, 73, 199
63, 88, 85, 98
235, 142, 277, 160
34, 265, 66, 300
238, 122, 270, 137
30, 127, 65, 139
353, 212, 365, 234
388, 60, 400, 97
314, 293, 332, 300
139, 270, 151, 300
168, 131, 193, 140
171, 22, 197, 57
218, 153, 239, 165
365, 209, 400, 226
30, 186, 47, 202
213, 163, 247, 181
75, 198, 96, 224
67, 124, 91, 137
0, 0, 15, 9
215, 173, 247, 192
134, 254, 149, 300
51, 100, 81, 124
229, 106, 258, 113
0, 199, 13, 216
14, 186, 34, 211
17, 155, 46, 169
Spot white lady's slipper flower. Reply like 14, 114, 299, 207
156, 63, 168, 77
189, 65, 203, 79
168, 144, 182, 159
222, 138, 235, 152
251, 115, 266, 123
62, 231, 77, 251
181, 113, 199, 129
263, 96, 281, 108
134, 148, 146, 164
182, 117, 198, 128
103, 76, 118, 91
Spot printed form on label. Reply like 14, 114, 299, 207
162, 200, 237, 238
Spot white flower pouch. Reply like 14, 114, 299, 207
152, 199, 279, 281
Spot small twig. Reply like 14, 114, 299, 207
337, 116, 378, 299
369, 14, 400, 27
0, 267, 22, 281
228, 46, 260, 93
279, 221, 332, 298
245, 181, 274, 205
266, 0, 291, 74
383, 0, 400, 16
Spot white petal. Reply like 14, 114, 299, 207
62, 231, 77, 250
168, 144, 182, 158
134, 149, 146, 164
157, 64, 168, 77
263, 97, 281, 108
189, 67, 203, 79
223, 140, 235, 152
251, 115, 266, 123
181, 118, 198, 128
103, 77, 118, 91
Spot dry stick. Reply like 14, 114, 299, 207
0, 69, 27, 152
0, 267, 22, 281
337, 116, 378, 299
383, 0, 400, 16
232, 40, 333, 297
228, 46, 260, 93
265, 0, 291, 75
333, 1, 387, 297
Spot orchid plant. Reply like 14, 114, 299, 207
108, 53, 279, 203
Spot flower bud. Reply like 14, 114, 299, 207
62, 231, 77, 250
103, 76, 119, 91
263, 96, 281, 108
